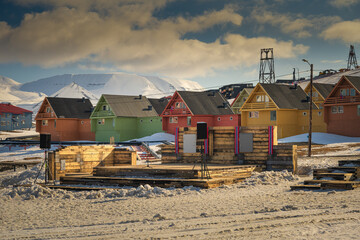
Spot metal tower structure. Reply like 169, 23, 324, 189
259, 48, 275, 83
347, 45, 358, 70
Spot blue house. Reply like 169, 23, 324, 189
0, 103, 33, 131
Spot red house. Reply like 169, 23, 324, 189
35, 97, 95, 141
161, 91, 239, 134
323, 75, 360, 137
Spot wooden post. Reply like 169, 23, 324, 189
292, 145, 298, 174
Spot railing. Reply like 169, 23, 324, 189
163, 109, 191, 115
241, 102, 276, 110
90, 111, 115, 118
36, 112, 55, 118
324, 96, 360, 105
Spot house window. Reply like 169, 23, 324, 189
256, 95, 269, 102
318, 111, 322, 116
98, 119, 105, 125
312, 92, 318, 97
102, 105, 108, 111
81, 121, 84, 125
270, 111, 276, 121
303, 112, 307, 116
331, 106, 337, 114
175, 102, 186, 109
338, 106, 344, 113
54, 120, 56, 128
21, 120, 25, 125
217, 117, 221, 121
340, 89, 347, 96
230, 116, 233, 121
331, 106, 344, 114
318, 103, 323, 109
46, 107, 51, 113
358, 105, 360, 116
249, 111, 259, 118
187, 116, 191, 126
42, 120, 48, 126
113, 119, 115, 127
169, 117, 178, 123
350, 89, 356, 96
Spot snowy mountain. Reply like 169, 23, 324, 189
20, 73, 204, 98
0, 75, 46, 107
51, 82, 99, 105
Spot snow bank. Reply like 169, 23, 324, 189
279, 132, 360, 145
240, 170, 299, 186
0, 167, 300, 200
1, 164, 44, 187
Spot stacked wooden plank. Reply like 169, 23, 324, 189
161, 126, 297, 173
241, 127, 269, 169
48, 146, 136, 181
267, 145, 297, 173
291, 159, 360, 190
60, 164, 256, 189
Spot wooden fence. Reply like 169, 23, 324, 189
48, 145, 136, 180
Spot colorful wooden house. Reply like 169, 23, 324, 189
161, 91, 238, 135
240, 83, 323, 139
35, 97, 95, 141
90, 95, 166, 142
231, 87, 254, 114
324, 75, 360, 137
0, 103, 32, 131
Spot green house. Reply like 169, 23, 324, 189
230, 87, 254, 114
90, 94, 167, 142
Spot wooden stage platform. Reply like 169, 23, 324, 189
60, 164, 256, 189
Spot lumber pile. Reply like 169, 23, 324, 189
291, 159, 360, 190
267, 145, 297, 173
48, 145, 136, 181
60, 164, 256, 189
161, 126, 296, 172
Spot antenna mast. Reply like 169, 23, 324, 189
347, 45, 358, 70
259, 48, 275, 83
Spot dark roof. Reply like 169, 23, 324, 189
312, 83, 334, 98
177, 91, 234, 115
0, 103, 32, 115
346, 75, 360, 92
103, 95, 158, 117
148, 98, 169, 115
260, 84, 317, 110
47, 97, 93, 119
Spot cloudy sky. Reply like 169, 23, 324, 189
0, 0, 359, 88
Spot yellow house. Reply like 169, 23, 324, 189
230, 87, 254, 114
303, 82, 334, 109
240, 83, 324, 139
303, 82, 334, 133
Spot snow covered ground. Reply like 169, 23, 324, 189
0, 131, 360, 239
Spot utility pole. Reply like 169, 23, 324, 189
303, 59, 313, 157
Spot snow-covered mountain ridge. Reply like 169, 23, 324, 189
20, 73, 204, 98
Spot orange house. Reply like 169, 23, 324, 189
35, 97, 95, 141
324, 75, 360, 137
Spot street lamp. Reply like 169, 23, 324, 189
302, 59, 313, 157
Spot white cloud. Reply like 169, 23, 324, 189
329, 0, 360, 8
0, 1, 309, 79
321, 20, 360, 43
251, 10, 341, 39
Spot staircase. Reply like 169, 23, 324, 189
291, 159, 360, 190
131, 144, 159, 163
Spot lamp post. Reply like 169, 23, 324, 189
302, 59, 313, 157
